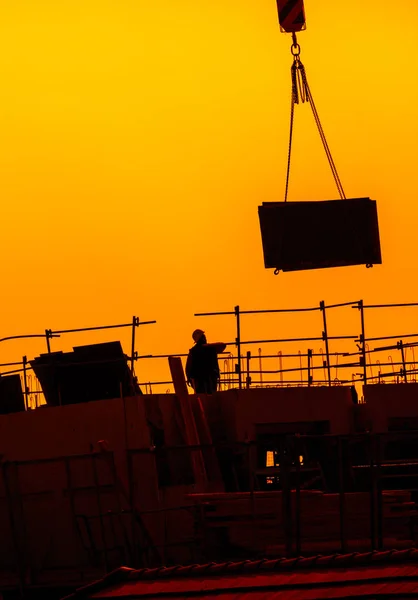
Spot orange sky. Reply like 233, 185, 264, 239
0, 0, 417, 392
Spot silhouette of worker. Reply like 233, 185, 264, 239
185, 329, 226, 394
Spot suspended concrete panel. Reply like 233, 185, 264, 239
258, 197, 382, 273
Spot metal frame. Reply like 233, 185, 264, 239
3, 302, 418, 399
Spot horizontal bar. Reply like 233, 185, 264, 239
0, 334, 60, 343
323, 301, 361, 309
51, 321, 156, 335
222, 359, 416, 378
240, 335, 356, 345
1, 367, 27, 376
138, 381, 173, 386
367, 333, 418, 343
26, 356, 130, 371
238, 307, 319, 314
372, 341, 418, 352
361, 303, 418, 309
241, 337, 323, 345
197, 303, 362, 317
136, 352, 231, 360
194, 311, 235, 317
371, 370, 401, 379
195, 306, 320, 317
216, 351, 354, 361
0, 360, 28, 367
244, 362, 361, 375
253, 352, 350, 359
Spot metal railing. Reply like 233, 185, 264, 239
3, 301, 418, 401
135, 300, 418, 392
0, 316, 156, 409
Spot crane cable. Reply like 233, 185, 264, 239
284, 33, 346, 202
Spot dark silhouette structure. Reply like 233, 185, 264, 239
185, 330, 226, 394
0, 374, 25, 414
258, 198, 382, 273
31, 341, 141, 406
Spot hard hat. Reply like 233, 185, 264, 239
192, 329, 205, 343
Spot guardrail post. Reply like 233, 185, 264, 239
398, 340, 407, 383
358, 300, 368, 384
319, 301, 331, 386
234, 306, 242, 389
22, 356, 29, 411
45, 329, 52, 353
307, 349, 313, 386
246, 351, 251, 389
131, 316, 139, 373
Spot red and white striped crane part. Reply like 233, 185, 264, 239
276, 0, 306, 33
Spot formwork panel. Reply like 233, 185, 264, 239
258, 198, 381, 272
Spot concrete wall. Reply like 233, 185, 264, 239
363, 383, 418, 433
198, 387, 355, 442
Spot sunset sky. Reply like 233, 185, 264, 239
0, 0, 417, 392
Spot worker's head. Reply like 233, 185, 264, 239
192, 329, 206, 344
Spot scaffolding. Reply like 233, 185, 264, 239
1, 300, 418, 403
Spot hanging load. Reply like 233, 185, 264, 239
259, 198, 381, 272
259, 1, 382, 274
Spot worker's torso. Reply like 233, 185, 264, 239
189, 344, 220, 379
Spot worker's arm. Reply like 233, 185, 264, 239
209, 342, 227, 354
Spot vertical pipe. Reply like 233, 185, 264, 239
365, 344, 374, 381
319, 301, 331, 386
398, 340, 407, 383
22, 356, 28, 411
307, 349, 313, 386
258, 348, 263, 386
235, 305, 242, 389
278, 352, 283, 386
131, 316, 139, 374
298, 350, 303, 384
358, 300, 367, 385
388, 356, 395, 383
45, 329, 51, 353
246, 351, 251, 389
223, 360, 229, 390
319, 348, 326, 382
